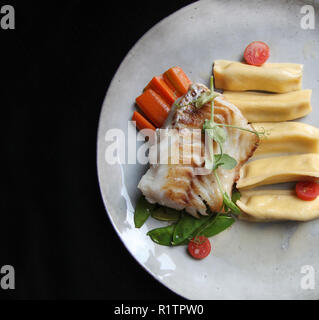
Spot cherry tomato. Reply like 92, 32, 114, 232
296, 181, 319, 201
188, 236, 211, 259
244, 41, 270, 66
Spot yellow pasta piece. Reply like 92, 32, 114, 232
237, 154, 319, 190
214, 60, 303, 93
237, 189, 319, 222
223, 90, 312, 122
253, 122, 319, 155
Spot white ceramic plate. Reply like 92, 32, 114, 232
97, 0, 319, 299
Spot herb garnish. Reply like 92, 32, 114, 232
201, 76, 266, 213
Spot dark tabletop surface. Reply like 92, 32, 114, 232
1, 0, 197, 300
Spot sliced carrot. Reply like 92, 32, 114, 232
144, 75, 177, 105
132, 111, 156, 131
163, 66, 192, 96
133, 67, 191, 129
135, 89, 170, 127
162, 74, 183, 102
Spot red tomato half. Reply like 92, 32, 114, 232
188, 236, 211, 259
244, 41, 270, 66
296, 181, 319, 201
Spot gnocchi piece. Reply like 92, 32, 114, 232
253, 122, 319, 155
222, 90, 312, 122
214, 60, 303, 93
237, 189, 319, 222
237, 153, 319, 190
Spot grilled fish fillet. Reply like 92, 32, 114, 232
138, 83, 259, 217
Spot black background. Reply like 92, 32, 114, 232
1, 0, 197, 299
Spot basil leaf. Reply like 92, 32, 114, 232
134, 196, 155, 228
172, 214, 211, 245
147, 224, 176, 246
151, 207, 181, 222
201, 215, 235, 237
223, 192, 241, 215
214, 154, 237, 170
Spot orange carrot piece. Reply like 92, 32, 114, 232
135, 89, 170, 127
163, 66, 192, 96
132, 111, 156, 131
162, 73, 182, 99
144, 75, 177, 105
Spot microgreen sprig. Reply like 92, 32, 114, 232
213, 163, 241, 215
212, 123, 267, 139
200, 76, 247, 214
